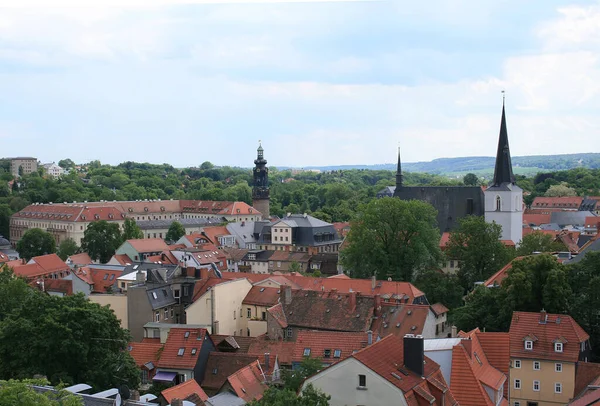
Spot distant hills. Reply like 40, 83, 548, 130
283, 153, 600, 178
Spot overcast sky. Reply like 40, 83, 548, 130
2, 0, 600, 168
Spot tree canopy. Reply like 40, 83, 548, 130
0, 379, 83, 406
56, 238, 79, 261
122, 218, 144, 240
463, 173, 479, 186
166, 221, 185, 243
81, 221, 123, 263
249, 384, 330, 406
16, 228, 56, 260
281, 357, 323, 392
516, 231, 566, 256
414, 269, 464, 310
341, 197, 442, 281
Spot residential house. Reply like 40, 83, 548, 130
178, 226, 236, 248
370, 303, 437, 340
510, 310, 591, 406
65, 252, 93, 267
26, 253, 71, 279
185, 277, 253, 336
291, 330, 372, 369
266, 287, 375, 341
226, 221, 259, 249
161, 379, 209, 406
116, 238, 170, 262
170, 245, 228, 272
240, 286, 280, 337
42, 162, 65, 178
302, 334, 458, 406
138, 217, 220, 240
128, 340, 164, 387
432, 303, 450, 337
214, 360, 267, 403
29, 278, 73, 296
9, 156, 38, 177
154, 327, 215, 386
222, 247, 249, 272
201, 352, 260, 396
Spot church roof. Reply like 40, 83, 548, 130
490, 101, 516, 187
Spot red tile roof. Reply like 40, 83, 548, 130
327, 274, 350, 279
510, 311, 590, 362
191, 277, 239, 302
29, 278, 73, 295
247, 339, 295, 366
476, 331, 510, 398
202, 352, 259, 392
242, 286, 280, 307
439, 232, 451, 249
292, 331, 369, 365
198, 226, 231, 247
220, 271, 270, 284
12, 263, 47, 279
568, 388, 600, 406
128, 341, 163, 368
88, 267, 122, 293
585, 217, 600, 229
266, 303, 287, 328
221, 202, 261, 217
483, 256, 528, 288
110, 254, 133, 265
574, 362, 600, 398
371, 304, 430, 339
157, 328, 210, 370
225, 360, 267, 402
31, 254, 70, 274
431, 303, 449, 316
67, 252, 93, 266
531, 196, 583, 210
524, 213, 553, 226
162, 379, 208, 404
126, 238, 169, 253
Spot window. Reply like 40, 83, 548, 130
555, 382, 562, 393
358, 374, 366, 388
334, 349, 341, 358
533, 380, 540, 391
514, 359, 521, 368
191, 348, 197, 355
121, 282, 126, 288
170, 308, 174, 318
450, 260, 455, 268
277, 261, 281, 268
177, 348, 185, 356
514, 379, 521, 389
184, 331, 190, 338
262, 311, 266, 320
174, 289, 180, 299
514, 402, 520, 406
525, 340, 533, 350
155, 311, 160, 322
555, 342, 563, 352
103, 274, 108, 280
303, 348, 311, 356
164, 309, 169, 320
152, 292, 158, 300
233, 310, 236, 320
324, 349, 331, 358
286, 327, 293, 338
556, 363, 562, 372
247, 308, 252, 318
496, 195, 501, 211
533, 361, 540, 370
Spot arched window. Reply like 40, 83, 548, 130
496, 196, 501, 211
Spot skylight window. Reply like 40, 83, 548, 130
177, 348, 185, 356
303, 348, 311, 356
334, 349, 341, 358
191, 348, 197, 355
184, 331, 190, 338
152, 292, 157, 299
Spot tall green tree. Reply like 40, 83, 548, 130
122, 218, 144, 240
463, 173, 479, 186
0, 204, 12, 238
516, 231, 565, 256
282, 357, 323, 392
0, 269, 140, 390
341, 198, 442, 281
16, 228, 56, 260
56, 238, 79, 261
446, 216, 514, 290
57, 159, 75, 170
452, 286, 507, 333
0, 379, 83, 406
165, 221, 185, 243
249, 384, 330, 406
81, 221, 123, 263
414, 269, 464, 310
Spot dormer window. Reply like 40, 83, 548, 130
525, 340, 533, 350
555, 342, 563, 352
303, 348, 311, 356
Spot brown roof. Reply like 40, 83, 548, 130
531, 196, 583, 209
242, 286, 280, 307
222, 247, 249, 262
110, 254, 133, 265
575, 362, 600, 398
371, 304, 430, 339
568, 388, 600, 406
247, 339, 295, 366
523, 213, 553, 226
225, 360, 267, 403
29, 278, 73, 295
162, 379, 208, 404
510, 311, 590, 362
292, 331, 369, 365
157, 328, 210, 370
476, 331, 510, 399
31, 254, 70, 273
210, 335, 256, 354
431, 303, 449, 316
128, 341, 163, 368
67, 252, 93, 266
202, 352, 258, 392
126, 238, 169, 253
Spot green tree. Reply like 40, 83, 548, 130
56, 238, 79, 261
341, 198, 442, 281
249, 384, 330, 406
463, 173, 479, 186
122, 218, 144, 240
81, 221, 123, 263
544, 183, 577, 197
200, 161, 214, 170
0, 379, 83, 406
57, 159, 76, 170
16, 228, 56, 260
446, 216, 513, 290
0, 204, 12, 238
516, 231, 565, 256
282, 357, 323, 392
0, 269, 140, 390
414, 269, 464, 310
289, 260, 301, 273
452, 286, 507, 333
165, 221, 185, 243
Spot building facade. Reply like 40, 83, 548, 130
9, 157, 38, 177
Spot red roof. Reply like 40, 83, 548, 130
476, 332, 510, 399
128, 341, 163, 368
483, 257, 527, 288
29, 278, 73, 295
225, 360, 267, 402
0, 252, 11, 264
531, 196, 583, 210
202, 352, 259, 392
67, 252, 93, 266
439, 232, 451, 250
574, 362, 600, 398
371, 304, 431, 339
431, 303, 449, 316
161, 379, 208, 404
110, 254, 133, 265
220, 201, 261, 217
31, 254, 70, 274
523, 213, 552, 226
242, 286, 280, 307
247, 339, 295, 366
568, 388, 600, 406
585, 217, 600, 229
199, 226, 231, 247
191, 277, 239, 302
12, 263, 47, 279
157, 328, 210, 370
87, 267, 122, 293
126, 238, 169, 253
266, 303, 287, 328
509, 311, 590, 362
292, 331, 369, 365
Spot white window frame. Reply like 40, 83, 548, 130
533, 380, 540, 392
555, 363, 562, 372
533, 361, 540, 370
155, 311, 160, 322
514, 359, 521, 368
555, 382, 562, 394
514, 379, 521, 390
525, 340, 533, 350
555, 342, 563, 352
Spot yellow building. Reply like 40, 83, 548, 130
239, 286, 280, 337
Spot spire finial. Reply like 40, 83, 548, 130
502, 90, 505, 106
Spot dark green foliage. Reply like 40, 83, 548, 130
0, 379, 83, 406
0, 268, 140, 390
249, 384, 330, 406
282, 357, 323, 392
516, 232, 566, 256
463, 173, 479, 186
56, 238, 79, 261
81, 221, 123, 263
16, 228, 56, 260
122, 218, 144, 240
452, 286, 508, 333
0, 204, 11, 238
446, 216, 514, 290
341, 198, 442, 281
414, 269, 464, 310
165, 221, 185, 243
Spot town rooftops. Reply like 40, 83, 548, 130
157, 327, 211, 370
162, 379, 209, 404
292, 330, 370, 365
223, 360, 267, 403
509, 311, 589, 362
128, 340, 163, 369
202, 352, 259, 393
242, 286, 280, 307
125, 238, 170, 253
371, 304, 431, 339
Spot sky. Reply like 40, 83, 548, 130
2, 0, 600, 168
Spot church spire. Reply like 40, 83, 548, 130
491, 93, 515, 186
396, 144, 403, 188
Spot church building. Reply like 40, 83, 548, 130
393, 100, 523, 244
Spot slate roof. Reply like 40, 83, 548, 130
257, 214, 341, 247
157, 328, 210, 370
552, 211, 596, 227
371, 304, 430, 339
292, 331, 369, 364
147, 285, 177, 310
242, 286, 280, 307
137, 217, 219, 230
162, 379, 209, 404
224, 360, 267, 403
568, 238, 600, 264
202, 352, 259, 392
509, 311, 589, 362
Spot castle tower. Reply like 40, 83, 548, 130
484, 97, 523, 244
252, 141, 270, 220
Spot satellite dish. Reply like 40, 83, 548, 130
118, 384, 130, 400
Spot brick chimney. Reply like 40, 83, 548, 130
186, 266, 195, 278
451, 325, 457, 338
349, 291, 357, 312
200, 266, 211, 281
403, 334, 424, 376
279, 285, 292, 305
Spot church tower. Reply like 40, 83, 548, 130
484, 97, 523, 244
252, 141, 270, 220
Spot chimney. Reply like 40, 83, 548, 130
135, 270, 144, 284
264, 352, 270, 369
371, 274, 376, 290
284, 285, 292, 305
367, 330, 373, 345
200, 267, 211, 280
374, 295, 382, 316
186, 266, 195, 278
403, 334, 424, 377
349, 291, 357, 312
451, 325, 457, 338
540, 309, 548, 324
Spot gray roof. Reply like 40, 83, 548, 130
539, 223, 562, 231
226, 221, 258, 244
205, 392, 246, 406
277, 214, 331, 228
137, 217, 223, 230
0, 235, 10, 247
147, 285, 177, 310
566, 238, 600, 264
550, 211, 596, 227
580, 198, 598, 211
257, 214, 342, 247
377, 186, 396, 197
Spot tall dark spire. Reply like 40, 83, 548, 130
396, 145, 403, 188
491, 94, 515, 187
